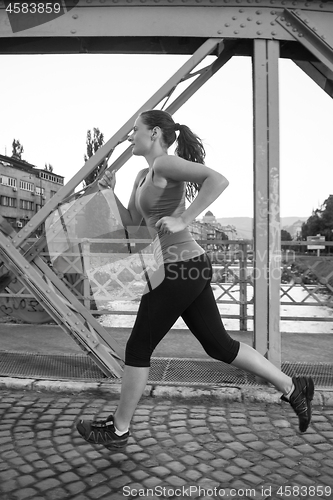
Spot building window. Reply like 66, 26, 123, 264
40, 172, 64, 184
20, 180, 35, 192
0, 196, 17, 207
50, 190, 57, 198
20, 200, 34, 211
0, 176, 17, 188
35, 186, 45, 196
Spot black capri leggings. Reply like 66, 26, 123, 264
125, 253, 240, 367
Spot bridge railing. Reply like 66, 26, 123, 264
0, 238, 332, 331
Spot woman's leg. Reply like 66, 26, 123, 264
182, 275, 314, 432
181, 280, 293, 393
114, 366, 150, 432
231, 343, 292, 394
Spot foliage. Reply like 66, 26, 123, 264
281, 229, 292, 241
83, 128, 105, 186
12, 139, 24, 159
301, 195, 333, 242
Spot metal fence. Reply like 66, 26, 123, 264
1, 238, 333, 331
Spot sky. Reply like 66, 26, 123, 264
1, 52, 332, 220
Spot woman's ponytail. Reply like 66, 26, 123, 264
175, 124, 206, 201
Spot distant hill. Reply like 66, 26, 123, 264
217, 217, 308, 239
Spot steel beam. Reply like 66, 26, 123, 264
1, 2, 333, 44
293, 60, 333, 98
252, 39, 281, 368
277, 9, 333, 73
109, 41, 238, 173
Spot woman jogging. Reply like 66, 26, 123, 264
76, 110, 314, 449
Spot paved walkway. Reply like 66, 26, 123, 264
0, 389, 332, 500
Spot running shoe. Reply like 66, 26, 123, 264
281, 376, 314, 433
76, 415, 129, 449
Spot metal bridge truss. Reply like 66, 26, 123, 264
0, 1, 332, 373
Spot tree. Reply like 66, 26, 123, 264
83, 128, 105, 186
12, 139, 24, 159
281, 229, 292, 241
301, 195, 333, 241
79, 127, 119, 247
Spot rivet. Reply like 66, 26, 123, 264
256, 20, 262, 24
292, 1, 298, 4
225, 22, 230, 27
18, 235, 22, 238
299, 33, 304, 37
304, 18, 309, 23
312, 26, 317, 31
28, 224, 33, 227
232, 16, 237, 20
46, 289, 51, 293
239, 8, 244, 12
81, 329, 85, 332
240, 23, 246, 28
292, 28, 298, 32
270, 21, 275, 25
321, 35, 326, 40
71, 29, 77, 34
271, 11, 276, 15
257, 30, 262, 35
247, 17, 253, 21
234, 30, 239, 34
72, 14, 78, 19
271, 31, 277, 36
217, 29, 223, 34
256, 10, 262, 14
280, 17, 285, 21
67, 313, 72, 316
286, 22, 291, 26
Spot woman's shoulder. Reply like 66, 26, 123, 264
134, 168, 149, 185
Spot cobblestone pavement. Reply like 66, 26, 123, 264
0, 389, 333, 500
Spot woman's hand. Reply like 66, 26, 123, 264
155, 216, 187, 234
98, 170, 116, 190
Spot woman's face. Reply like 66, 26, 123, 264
128, 117, 152, 157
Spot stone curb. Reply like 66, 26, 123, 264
0, 376, 332, 406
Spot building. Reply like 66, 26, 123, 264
0, 153, 64, 231
188, 211, 231, 251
